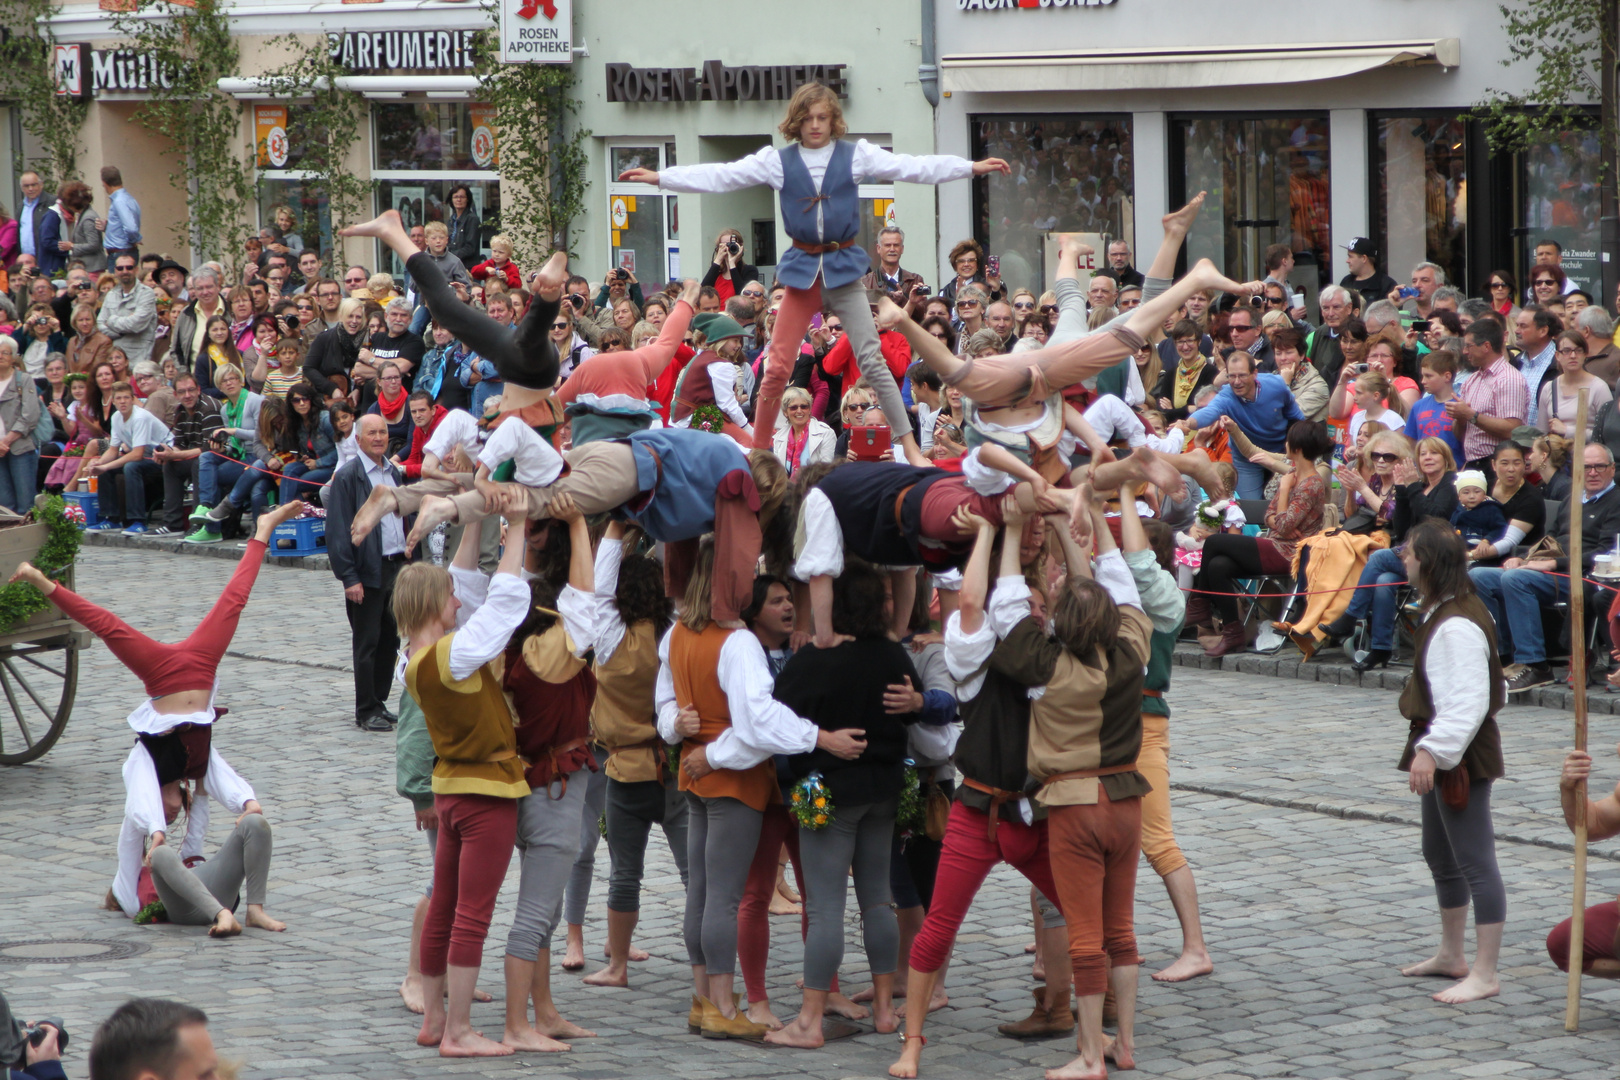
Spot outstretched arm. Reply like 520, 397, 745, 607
955, 508, 997, 636
625, 146, 780, 194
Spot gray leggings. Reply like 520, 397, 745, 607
148, 814, 271, 925
506, 772, 589, 960
799, 796, 900, 992
563, 745, 610, 926
1420, 778, 1506, 925
604, 774, 690, 912
823, 279, 913, 440
682, 794, 763, 975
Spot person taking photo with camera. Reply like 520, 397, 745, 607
702, 228, 759, 307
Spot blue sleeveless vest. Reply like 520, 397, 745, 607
777, 140, 870, 291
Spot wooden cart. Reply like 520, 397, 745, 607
0, 513, 88, 765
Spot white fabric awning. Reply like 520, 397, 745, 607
217, 75, 480, 100
940, 38, 1461, 93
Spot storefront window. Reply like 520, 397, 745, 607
372, 101, 501, 276
253, 103, 332, 261
606, 142, 679, 284
1373, 116, 1467, 292
1520, 128, 1603, 294
1175, 116, 1330, 288
971, 115, 1133, 295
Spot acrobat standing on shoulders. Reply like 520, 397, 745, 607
618, 79, 1009, 466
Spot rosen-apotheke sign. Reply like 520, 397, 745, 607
606, 61, 847, 104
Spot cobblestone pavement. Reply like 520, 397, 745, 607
6, 546, 1620, 1079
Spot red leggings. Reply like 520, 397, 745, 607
1047, 789, 1142, 996
1547, 900, 1620, 973
737, 804, 840, 1001
908, 800, 1063, 975
421, 793, 518, 976
48, 538, 267, 698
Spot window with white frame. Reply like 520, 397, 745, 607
372, 101, 501, 277
605, 140, 680, 286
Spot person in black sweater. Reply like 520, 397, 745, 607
1321, 436, 1460, 670
764, 559, 920, 1049
701, 228, 759, 307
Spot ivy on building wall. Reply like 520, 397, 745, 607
471, 18, 591, 267
112, 0, 255, 277
0, 0, 88, 187
257, 34, 373, 274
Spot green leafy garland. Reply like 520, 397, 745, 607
0, 496, 82, 630
895, 765, 925, 835
789, 771, 834, 830
690, 404, 728, 435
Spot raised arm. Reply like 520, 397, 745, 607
446, 520, 529, 680
626, 145, 780, 194
954, 506, 998, 636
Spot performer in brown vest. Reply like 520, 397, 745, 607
1395, 518, 1506, 1005
657, 538, 865, 1040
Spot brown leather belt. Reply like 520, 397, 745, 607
537, 736, 595, 799
892, 483, 917, 530
960, 776, 1023, 843
1141, 689, 1164, 699
481, 749, 519, 763
610, 736, 670, 781
792, 238, 859, 256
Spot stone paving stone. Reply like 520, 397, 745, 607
10, 547, 1620, 1077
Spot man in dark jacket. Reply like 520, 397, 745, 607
171, 267, 226, 391
1476, 442, 1620, 693
859, 226, 926, 303
325, 414, 413, 731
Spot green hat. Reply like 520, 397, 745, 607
691, 313, 746, 344
1507, 424, 1540, 449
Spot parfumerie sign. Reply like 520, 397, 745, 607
327, 30, 478, 73
607, 62, 848, 103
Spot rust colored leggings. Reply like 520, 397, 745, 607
1047, 787, 1143, 996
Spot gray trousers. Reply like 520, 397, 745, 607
1420, 779, 1506, 925
505, 771, 589, 960
604, 774, 690, 912
823, 279, 913, 441
148, 814, 271, 925
682, 794, 763, 975
799, 796, 900, 992
564, 745, 610, 926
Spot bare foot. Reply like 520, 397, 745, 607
338, 208, 411, 249
1184, 257, 1255, 299
440, 1030, 514, 1058
350, 483, 399, 545
769, 893, 803, 916
1044, 1053, 1108, 1080
537, 1015, 596, 1039
1173, 451, 1230, 501
530, 252, 569, 301
501, 1026, 570, 1053
599, 943, 650, 961
875, 296, 908, 332
561, 939, 586, 972
1103, 1033, 1136, 1070
1132, 446, 1189, 501
825, 991, 870, 1021
208, 910, 242, 938
244, 906, 286, 932
850, 985, 876, 1003
873, 1002, 899, 1035
776, 868, 801, 905
1161, 190, 1206, 241
746, 1000, 785, 1030
763, 1014, 825, 1049
1024, 940, 1039, 954
582, 963, 628, 988
890, 1037, 925, 1078
1401, 955, 1470, 979
1152, 950, 1213, 983
473, 987, 493, 1002
1432, 972, 1500, 1004
416, 1018, 442, 1046
1032, 951, 1047, 982
1069, 482, 1094, 547
400, 976, 426, 1014
405, 496, 459, 555
1058, 234, 1095, 261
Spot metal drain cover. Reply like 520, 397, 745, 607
0, 939, 148, 964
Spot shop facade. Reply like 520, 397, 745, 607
572, 0, 938, 287
931, 0, 1589, 310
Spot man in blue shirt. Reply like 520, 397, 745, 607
16, 173, 46, 262
1403, 350, 1465, 463
1184, 352, 1306, 499
100, 165, 142, 260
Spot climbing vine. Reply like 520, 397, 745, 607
256, 33, 375, 274
471, 17, 591, 266
0, 0, 88, 186
111, 0, 256, 277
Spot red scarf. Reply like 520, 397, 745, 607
376, 383, 408, 419
785, 424, 809, 473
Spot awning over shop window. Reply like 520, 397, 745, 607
217, 75, 480, 100
939, 38, 1460, 94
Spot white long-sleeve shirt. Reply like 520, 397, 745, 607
654, 626, 819, 770
422, 407, 484, 463
114, 743, 255, 917
593, 539, 629, 666
657, 140, 974, 196
479, 416, 565, 488
1412, 613, 1493, 771
944, 574, 1040, 701
793, 488, 845, 581
446, 565, 530, 681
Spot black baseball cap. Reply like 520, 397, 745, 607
1343, 237, 1377, 258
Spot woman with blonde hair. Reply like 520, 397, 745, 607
772, 385, 835, 476
1338, 428, 1414, 536
617, 78, 1011, 468
394, 520, 532, 1058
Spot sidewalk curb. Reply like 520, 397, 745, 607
1170, 642, 1614, 715
82, 529, 331, 572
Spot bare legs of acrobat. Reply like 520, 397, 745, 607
1401, 907, 1502, 1004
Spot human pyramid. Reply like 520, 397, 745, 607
18, 82, 1520, 1080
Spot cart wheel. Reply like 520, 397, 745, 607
0, 635, 80, 766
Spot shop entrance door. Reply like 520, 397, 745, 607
1171, 115, 1331, 295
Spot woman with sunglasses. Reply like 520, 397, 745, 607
279, 380, 337, 503
1530, 266, 1567, 308
1484, 270, 1518, 320
1008, 288, 1038, 333
550, 305, 594, 380
772, 386, 835, 477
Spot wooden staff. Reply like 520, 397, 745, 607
1567, 386, 1591, 1032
